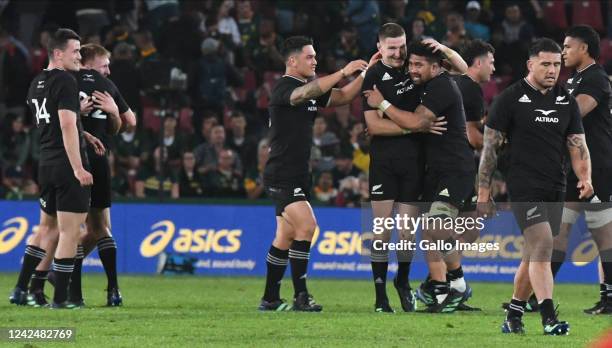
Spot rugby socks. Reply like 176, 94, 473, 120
289, 240, 311, 297
447, 266, 466, 293
539, 298, 556, 325
395, 249, 413, 288
550, 249, 566, 278
396, 261, 411, 288
52, 258, 75, 304
429, 280, 449, 304
371, 249, 389, 304
69, 245, 85, 301
507, 298, 526, 319
16, 245, 46, 291
600, 249, 612, 303
97, 237, 119, 289
263, 245, 289, 301
29, 270, 49, 293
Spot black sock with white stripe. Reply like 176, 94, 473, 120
97, 237, 118, 289
371, 248, 389, 304
289, 240, 311, 297
263, 245, 289, 301
29, 270, 49, 293
52, 258, 75, 304
507, 298, 526, 319
69, 245, 84, 302
16, 245, 46, 291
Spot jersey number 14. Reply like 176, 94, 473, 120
31, 98, 50, 125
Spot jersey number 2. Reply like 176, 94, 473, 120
31, 98, 50, 125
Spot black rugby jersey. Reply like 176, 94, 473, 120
487, 79, 583, 191
76, 69, 129, 147
421, 71, 474, 171
361, 60, 422, 160
565, 63, 612, 169
453, 74, 484, 123
264, 75, 332, 183
27, 69, 87, 166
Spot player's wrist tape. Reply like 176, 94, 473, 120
402, 129, 411, 135
378, 100, 391, 112
341, 68, 346, 78
360, 68, 367, 79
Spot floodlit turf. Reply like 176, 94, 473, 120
1, 273, 611, 347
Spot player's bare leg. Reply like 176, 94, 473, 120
80, 207, 121, 306
9, 210, 55, 305
393, 202, 418, 311
584, 207, 612, 314
281, 201, 322, 311
52, 211, 87, 306
259, 213, 295, 311
26, 213, 59, 306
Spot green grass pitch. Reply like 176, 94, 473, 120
1, 274, 610, 347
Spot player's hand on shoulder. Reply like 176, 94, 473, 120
343, 60, 368, 76
92, 90, 119, 116
74, 167, 93, 186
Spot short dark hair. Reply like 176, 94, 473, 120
378, 22, 405, 41
408, 40, 442, 64
566, 25, 600, 59
528, 38, 561, 57
80, 43, 110, 64
47, 28, 80, 54
462, 39, 495, 66
281, 36, 313, 60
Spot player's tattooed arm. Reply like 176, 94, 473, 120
477, 126, 505, 196
290, 60, 368, 106
567, 133, 593, 199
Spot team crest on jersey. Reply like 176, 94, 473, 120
555, 95, 569, 105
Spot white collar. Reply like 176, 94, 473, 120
577, 62, 595, 74
283, 74, 307, 84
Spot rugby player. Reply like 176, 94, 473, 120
478, 38, 592, 335
365, 41, 474, 313
9, 28, 93, 309
258, 36, 377, 311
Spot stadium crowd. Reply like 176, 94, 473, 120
0, 0, 610, 205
